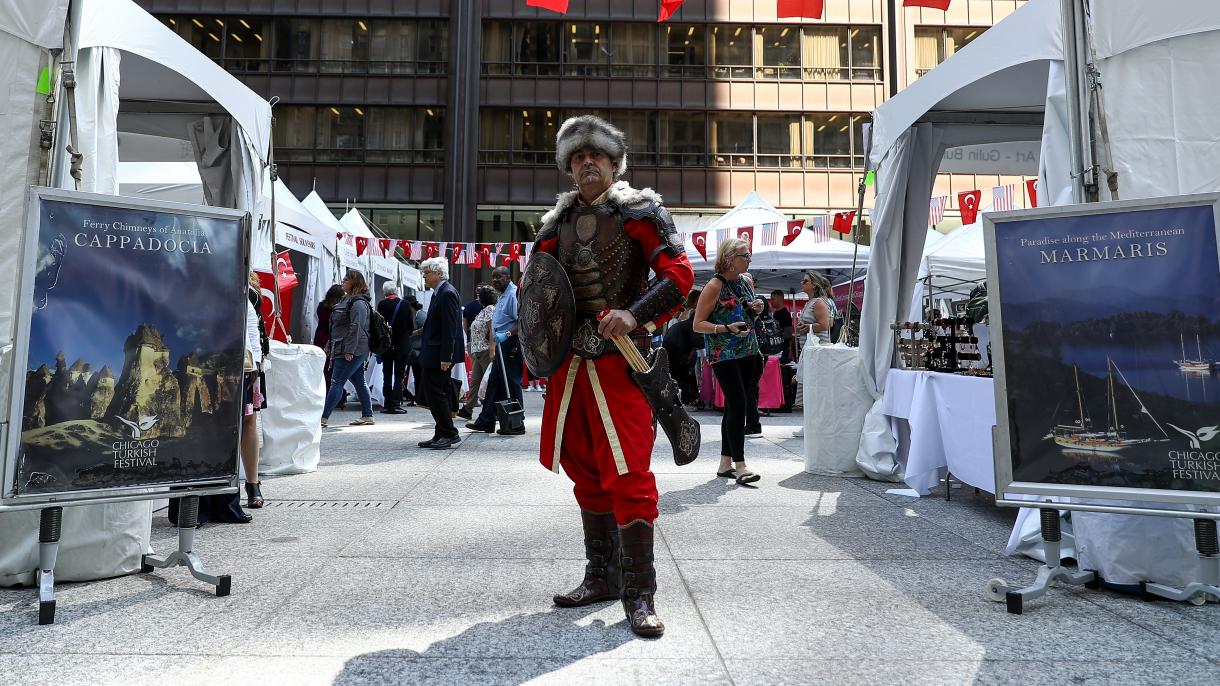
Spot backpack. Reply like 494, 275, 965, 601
753, 310, 786, 355
367, 300, 394, 356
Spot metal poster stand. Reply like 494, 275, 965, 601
4, 189, 250, 624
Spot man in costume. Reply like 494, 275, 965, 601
525, 116, 694, 637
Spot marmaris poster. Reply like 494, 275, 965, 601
14, 195, 247, 496
994, 204, 1220, 492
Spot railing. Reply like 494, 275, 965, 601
481, 60, 883, 82
222, 58, 448, 75
278, 147, 446, 164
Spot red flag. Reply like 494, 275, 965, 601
470, 250, 484, 269
526, 0, 569, 13
832, 211, 855, 234
903, 0, 951, 9
777, 0, 824, 19
396, 239, 410, 256
737, 226, 754, 252
424, 242, 439, 259
503, 242, 522, 265
451, 242, 466, 263
255, 268, 294, 343
275, 250, 298, 291
958, 189, 982, 225
691, 232, 708, 261
378, 238, 392, 255
355, 236, 369, 257
478, 244, 493, 267
1026, 179, 1038, 208
659, 0, 686, 21
782, 220, 804, 247
335, 231, 344, 241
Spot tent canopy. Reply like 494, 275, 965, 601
868, 0, 1062, 169
76, 0, 271, 159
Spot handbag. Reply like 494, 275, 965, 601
753, 310, 786, 355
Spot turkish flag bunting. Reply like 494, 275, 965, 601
335, 231, 345, 241
470, 249, 484, 269
832, 211, 856, 234
424, 242, 439, 259
737, 226, 754, 252
378, 238, 392, 255
395, 239, 410, 256
659, 0, 686, 21
504, 242, 523, 265
451, 242, 466, 264
526, 0, 569, 13
958, 189, 982, 225
777, 0, 824, 19
903, 0, 951, 10
355, 236, 369, 257
691, 232, 708, 261
1026, 179, 1038, 208
782, 220, 805, 247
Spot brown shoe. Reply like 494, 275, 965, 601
553, 510, 621, 608
619, 519, 664, 638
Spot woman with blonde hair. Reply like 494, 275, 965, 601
795, 271, 838, 345
691, 238, 764, 485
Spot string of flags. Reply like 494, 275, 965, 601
528, 0, 953, 21
930, 181, 1038, 227
683, 216, 851, 262
333, 231, 532, 270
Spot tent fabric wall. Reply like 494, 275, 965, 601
54, 47, 122, 194
1091, 0, 1220, 59
855, 124, 944, 481
0, 0, 70, 48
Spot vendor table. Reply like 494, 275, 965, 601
881, 369, 995, 494
802, 343, 870, 477
700, 354, 785, 409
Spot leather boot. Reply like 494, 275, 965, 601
554, 510, 621, 607
619, 520, 665, 637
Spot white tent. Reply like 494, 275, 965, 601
924, 221, 985, 287
690, 191, 870, 291
0, 0, 274, 585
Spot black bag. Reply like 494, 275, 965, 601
367, 301, 393, 356
494, 342, 525, 432
753, 311, 786, 355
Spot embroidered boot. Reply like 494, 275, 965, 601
619, 519, 664, 637
553, 510, 621, 607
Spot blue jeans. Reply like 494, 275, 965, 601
323, 352, 372, 419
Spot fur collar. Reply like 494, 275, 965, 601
540, 181, 663, 228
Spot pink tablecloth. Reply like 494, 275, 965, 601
701, 355, 784, 409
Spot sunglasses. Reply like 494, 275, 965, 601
734, 253, 753, 261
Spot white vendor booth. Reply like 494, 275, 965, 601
0, 0, 272, 584
857, 0, 1220, 586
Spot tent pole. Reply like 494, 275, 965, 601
1060, 0, 1094, 203
267, 120, 289, 342
842, 133, 873, 345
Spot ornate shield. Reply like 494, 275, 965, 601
519, 251, 575, 377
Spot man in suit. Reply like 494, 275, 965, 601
417, 257, 465, 449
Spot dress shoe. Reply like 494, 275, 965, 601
744, 424, 763, 436
387, 407, 409, 414
466, 421, 496, 433
497, 427, 526, 436
428, 435, 461, 449
418, 437, 439, 448
456, 407, 474, 420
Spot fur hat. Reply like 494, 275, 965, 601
555, 115, 628, 178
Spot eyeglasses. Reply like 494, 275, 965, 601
734, 253, 753, 261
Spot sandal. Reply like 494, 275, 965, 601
245, 482, 265, 509
716, 469, 737, 478
735, 471, 761, 485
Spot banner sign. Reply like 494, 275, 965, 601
987, 194, 1220, 507
4, 189, 249, 503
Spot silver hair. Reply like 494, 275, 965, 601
381, 281, 399, 296
419, 256, 449, 280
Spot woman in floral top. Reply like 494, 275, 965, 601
691, 237, 764, 485
460, 286, 499, 418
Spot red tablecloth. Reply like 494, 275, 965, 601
700, 355, 784, 409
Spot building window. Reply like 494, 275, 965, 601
273, 106, 317, 162
664, 24, 705, 78
756, 114, 801, 167
756, 26, 800, 80
365, 108, 411, 163
480, 110, 512, 163
709, 25, 751, 79
483, 22, 513, 75
415, 21, 448, 73
709, 113, 754, 167
564, 23, 608, 77
271, 107, 444, 164
514, 109, 559, 165
914, 27, 981, 77
804, 113, 868, 169
163, 16, 226, 60
317, 107, 365, 162
223, 18, 270, 72
607, 111, 658, 166
319, 19, 370, 73
369, 21, 424, 74
611, 23, 656, 78
272, 18, 319, 72
803, 26, 881, 81
513, 22, 562, 76
660, 112, 706, 167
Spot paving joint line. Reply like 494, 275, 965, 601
655, 522, 736, 686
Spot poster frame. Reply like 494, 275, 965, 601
0, 187, 251, 512
986, 192, 1220, 517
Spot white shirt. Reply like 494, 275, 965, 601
246, 300, 263, 366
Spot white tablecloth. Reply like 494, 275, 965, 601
803, 343, 869, 477
881, 369, 996, 494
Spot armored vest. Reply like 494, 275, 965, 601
558, 205, 650, 358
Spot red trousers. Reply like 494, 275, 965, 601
539, 352, 658, 525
